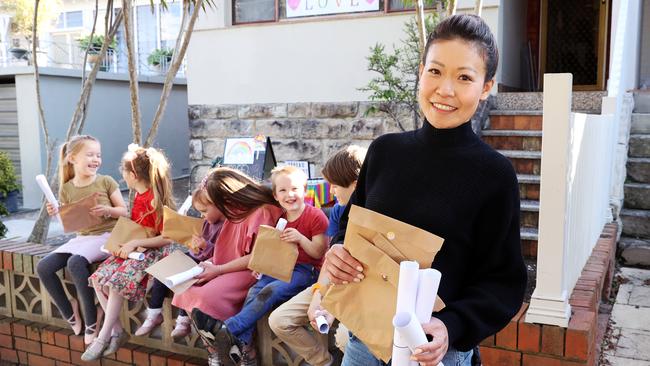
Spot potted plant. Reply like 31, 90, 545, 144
147, 48, 174, 73
0, 152, 20, 214
77, 34, 117, 70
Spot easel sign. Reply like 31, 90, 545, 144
222, 135, 276, 181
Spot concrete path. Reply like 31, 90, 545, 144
604, 267, 650, 366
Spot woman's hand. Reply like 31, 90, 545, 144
46, 202, 59, 216
195, 261, 222, 284
117, 240, 139, 259
90, 205, 111, 218
410, 317, 449, 366
279, 228, 306, 245
324, 244, 364, 284
190, 235, 207, 254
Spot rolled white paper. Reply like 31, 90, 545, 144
100, 247, 145, 261
275, 218, 288, 231
163, 266, 204, 288
393, 261, 421, 366
315, 315, 330, 334
393, 312, 428, 352
177, 195, 193, 215
36, 174, 60, 221
128, 252, 145, 261
415, 269, 442, 324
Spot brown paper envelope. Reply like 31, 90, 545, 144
161, 206, 204, 248
145, 250, 199, 294
104, 216, 157, 254
59, 193, 103, 233
248, 225, 298, 283
321, 205, 446, 362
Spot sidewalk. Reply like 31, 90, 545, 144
603, 267, 650, 366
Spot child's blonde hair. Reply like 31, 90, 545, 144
191, 187, 211, 208
58, 135, 100, 196
121, 145, 175, 226
270, 165, 308, 193
321, 145, 367, 187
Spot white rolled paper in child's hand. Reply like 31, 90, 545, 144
163, 266, 204, 288
36, 174, 61, 221
275, 218, 288, 231
315, 315, 329, 334
393, 311, 444, 366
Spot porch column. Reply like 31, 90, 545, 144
525, 73, 573, 327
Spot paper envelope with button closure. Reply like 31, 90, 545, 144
320, 205, 445, 362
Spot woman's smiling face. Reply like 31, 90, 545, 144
418, 39, 494, 130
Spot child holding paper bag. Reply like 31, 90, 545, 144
171, 167, 283, 365
135, 186, 224, 339
269, 145, 367, 366
323, 15, 527, 366
37, 135, 128, 345
191, 165, 328, 366
82, 145, 176, 361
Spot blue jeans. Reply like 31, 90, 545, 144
225, 264, 319, 344
342, 333, 473, 366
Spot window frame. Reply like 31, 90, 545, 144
231, 0, 279, 26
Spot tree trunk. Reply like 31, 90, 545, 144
28, 0, 54, 244
475, 0, 483, 16
122, 0, 142, 145
447, 0, 457, 16
144, 0, 202, 147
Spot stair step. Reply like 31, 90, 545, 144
489, 110, 543, 116
627, 157, 650, 183
631, 113, 650, 133
498, 150, 541, 159
618, 237, 650, 266
482, 130, 542, 137
488, 114, 542, 131
521, 227, 538, 240
620, 208, 650, 238
624, 183, 650, 210
518, 174, 541, 184
521, 200, 539, 212
521, 227, 538, 258
629, 134, 650, 158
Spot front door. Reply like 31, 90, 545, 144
540, 0, 610, 90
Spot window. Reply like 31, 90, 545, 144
233, 0, 277, 24
387, 0, 439, 12
56, 10, 83, 29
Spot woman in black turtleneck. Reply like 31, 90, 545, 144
323, 15, 527, 366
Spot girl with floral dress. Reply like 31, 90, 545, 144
81, 145, 176, 361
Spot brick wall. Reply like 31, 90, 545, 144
478, 223, 617, 366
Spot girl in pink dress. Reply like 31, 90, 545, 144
172, 167, 283, 363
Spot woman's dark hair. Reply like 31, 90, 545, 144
423, 14, 499, 82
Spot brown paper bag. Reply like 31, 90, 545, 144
104, 216, 157, 255
146, 250, 200, 294
161, 206, 204, 248
59, 192, 103, 233
321, 205, 445, 362
248, 225, 298, 283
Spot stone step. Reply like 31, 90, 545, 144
626, 157, 650, 183
482, 130, 542, 151
620, 209, 650, 238
633, 92, 650, 113
521, 227, 538, 259
518, 174, 540, 200
631, 113, 650, 134
624, 182, 650, 210
521, 199, 539, 229
629, 134, 650, 158
618, 237, 650, 266
494, 91, 605, 113
488, 113, 542, 130
498, 150, 541, 175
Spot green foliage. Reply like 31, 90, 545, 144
77, 34, 117, 53
0, 152, 19, 197
359, 13, 441, 131
147, 48, 174, 66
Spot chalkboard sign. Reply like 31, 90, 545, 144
222, 135, 276, 181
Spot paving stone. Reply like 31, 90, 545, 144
611, 304, 650, 331
616, 284, 634, 305
628, 286, 650, 308
613, 328, 650, 361
620, 268, 650, 285
605, 354, 650, 366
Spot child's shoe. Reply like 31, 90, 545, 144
235, 343, 257, 366
102, 330, 129, 357
66, 298, 82, 336
80, 337, 108, 361
171, 315, 192, 339
134, 308, 163, 336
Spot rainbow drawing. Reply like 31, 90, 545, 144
224, 138, 255, 164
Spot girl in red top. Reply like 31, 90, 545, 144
82, 145, 175, 361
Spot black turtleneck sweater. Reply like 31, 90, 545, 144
334, 121, 527, 351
